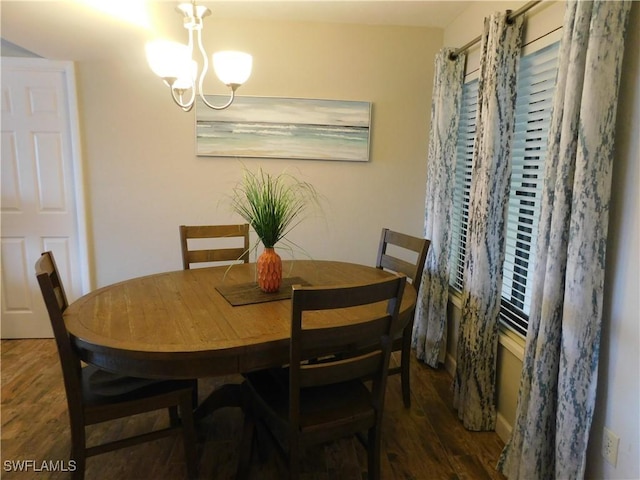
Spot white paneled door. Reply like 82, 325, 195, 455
1, 58, 88, 338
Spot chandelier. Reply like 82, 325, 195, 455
145, 1, 252, 112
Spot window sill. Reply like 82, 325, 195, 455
498, 326, 525, 361
448, 287, 463, 309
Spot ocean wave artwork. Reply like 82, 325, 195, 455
196, 96, 371, 161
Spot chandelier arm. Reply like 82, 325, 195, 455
193, 23, 237, 110
187, 18, 195, 51
196, 26, 209, 98
198, 88, 236, 110
170, 88, 195, 112
178, 24, 197, 108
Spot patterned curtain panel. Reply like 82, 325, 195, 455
453, 12, 524, 431
413, 48, 465, 368
498, 1, 631, 478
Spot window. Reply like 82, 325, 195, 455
449, 41, 560, 337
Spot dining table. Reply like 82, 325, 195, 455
64, 260, 417, 417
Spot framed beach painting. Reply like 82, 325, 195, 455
196, 96, 371, 162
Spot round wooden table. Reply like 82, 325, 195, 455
64, 260, 417, 380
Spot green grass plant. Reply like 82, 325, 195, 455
229, 167, 320, 249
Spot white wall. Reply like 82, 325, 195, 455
74, 17, 442, 287
445, 2, 640, 479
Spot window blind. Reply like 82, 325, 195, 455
500, 40, 559, 337
449, 78, 478, 291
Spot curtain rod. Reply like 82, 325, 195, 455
449, 1, 542, 60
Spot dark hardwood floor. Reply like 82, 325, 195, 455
1, 339, 506, 479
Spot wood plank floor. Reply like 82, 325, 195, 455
1, 339, 506, 479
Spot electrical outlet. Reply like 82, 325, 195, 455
602, 427, 620, 467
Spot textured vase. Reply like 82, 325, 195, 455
257, 247, 282, 293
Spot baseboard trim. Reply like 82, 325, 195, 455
444, 352, 456, 377
495, 412, 513, 443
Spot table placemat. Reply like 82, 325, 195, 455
216, 277, 310, 306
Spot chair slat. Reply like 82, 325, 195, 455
180, 224, 250, 269
183, 224, 247, 238
187, 247, 248, 264
379, 254, 418, 281
299, 315, 391, 357
299, 350, 383, 388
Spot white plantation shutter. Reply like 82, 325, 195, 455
449, 41, 559, 338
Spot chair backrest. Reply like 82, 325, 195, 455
376, 228, 430, 291
35, 252, 83, 411
288, 275, 406, 429
179, 224, 250, 269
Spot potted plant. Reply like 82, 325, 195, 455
229, 167, 320, 293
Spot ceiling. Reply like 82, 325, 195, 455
1, 1, 470, 61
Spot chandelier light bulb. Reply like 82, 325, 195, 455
213, 51, 253, 87
145, 40, 191, 82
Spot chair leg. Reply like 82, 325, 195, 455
400, 322, 413, 408
235, 409, 255, 480
69, 422, 86, 480
288, 437, 300, 480
367, 425, 382, 480
179, 394, 198, 480
71, 456, 85, 480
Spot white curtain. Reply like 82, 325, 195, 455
498, 1, 632, 478
453, 11, 524, 431
413, 48, 465, 368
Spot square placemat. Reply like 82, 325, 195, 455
216, 277, 310, 306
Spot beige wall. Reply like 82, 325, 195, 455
588, 3, 640, 478
445, 2, 640, 479
75, 18, 442, 287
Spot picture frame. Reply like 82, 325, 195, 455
196, 96, 371, 162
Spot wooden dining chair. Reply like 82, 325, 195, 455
237, 275, 406, 480
376, 228, 430, 408
180, 224, 250, 269
35, 252, 198, 479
